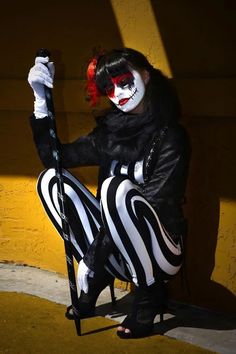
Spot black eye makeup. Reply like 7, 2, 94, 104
118, 76, 134, 88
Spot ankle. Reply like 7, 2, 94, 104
117, 282, 167, 339
134, 281, 167, 305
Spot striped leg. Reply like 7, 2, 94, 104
100, 176, 183, 287
37, 168, 101, 262
37, 168, 131, 281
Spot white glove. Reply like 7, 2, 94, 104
27, 56, 55, 118
77, 259, 94, 294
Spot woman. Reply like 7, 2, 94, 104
28, 48, 190, 338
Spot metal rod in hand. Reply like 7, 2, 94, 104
36, 49, 81, 335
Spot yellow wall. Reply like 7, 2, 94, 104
0, 0, 235, 313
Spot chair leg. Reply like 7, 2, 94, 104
109, 280, 117, 306
159, 312, 164, 322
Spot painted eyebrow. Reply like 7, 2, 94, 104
110, 72, 133, 85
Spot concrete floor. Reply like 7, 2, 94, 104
0, 263, 235, 354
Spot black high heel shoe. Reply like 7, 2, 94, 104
117, 281, 167, 339
65, 270, 116, 320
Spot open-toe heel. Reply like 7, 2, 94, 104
65, 305, 74, 320
117, 281, 167, 339
65, 270, 116, 320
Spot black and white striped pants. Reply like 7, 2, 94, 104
37, 168, 183, 287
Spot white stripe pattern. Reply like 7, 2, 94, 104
100, 176, 183, 286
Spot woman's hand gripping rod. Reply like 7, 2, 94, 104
36, 49, 81, 336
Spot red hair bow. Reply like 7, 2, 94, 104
86, 57, 101, 106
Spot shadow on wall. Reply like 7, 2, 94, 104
0, 0, 123, 177
151, 0, 236, 313
171, 117, 236, 313
151, 0, 236, 78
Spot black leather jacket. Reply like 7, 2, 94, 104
31, 108, 190, 272
30, 111, 190, 234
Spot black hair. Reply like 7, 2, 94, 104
95, 47, 181, 128
95, 48, 153, 94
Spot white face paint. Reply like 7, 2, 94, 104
106, 70, 145, 113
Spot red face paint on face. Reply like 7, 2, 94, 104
106, 69, 146, 113
106, 72, 134, 98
